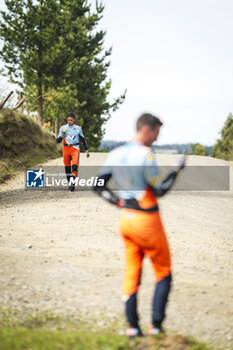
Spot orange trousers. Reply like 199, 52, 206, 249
63, 146, 80, 178
120, 209, 171, 296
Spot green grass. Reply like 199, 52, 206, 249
0, 328, 217, 350
0, 310, 136, 349
0, 109, 62, 183
0, 328, 134, 350
0, 309, 219, 350
186, 336, 216, 350
0, 153, 60, 183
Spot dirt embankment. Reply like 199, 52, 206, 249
0, 109, 61, 182
0, 153, 232, 349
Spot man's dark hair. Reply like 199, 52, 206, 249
66, 112, 76, 119
136, 113, 163, 131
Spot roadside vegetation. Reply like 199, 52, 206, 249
0, 309, 216, 350
0, 109, 61, 183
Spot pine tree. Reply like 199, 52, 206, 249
0, 0, 66, 124
0, 0, 126, 148
42, 0, 126, 148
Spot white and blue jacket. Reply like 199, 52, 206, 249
56, 123, 88, 150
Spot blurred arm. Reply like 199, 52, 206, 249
93, 173, 123, 207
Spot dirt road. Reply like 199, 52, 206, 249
0, 153, 232, 348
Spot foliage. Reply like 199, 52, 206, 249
0, 108, 61, 182
100, 141, 213, 154
193, 143, 207, 156
0, 0, 126, 149
211, 113, 233, 161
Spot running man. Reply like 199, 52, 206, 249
56, 112, 90, 191
93, 113, 185, 337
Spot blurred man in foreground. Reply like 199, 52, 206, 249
93, 113, 185, 337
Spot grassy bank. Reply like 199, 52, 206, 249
0, 309, 215, 350
0, 329, 216, 350
0, 109, 61, 183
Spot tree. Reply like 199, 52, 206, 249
42, 0, 126, 148
193, 143, 207, 156
211, 113, 233, 161
189, 143, 197, 155
0, 0, 125, 148
0, 0, 67, 124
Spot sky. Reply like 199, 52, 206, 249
1, 0, 233, 145
90, 0, 233, 145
